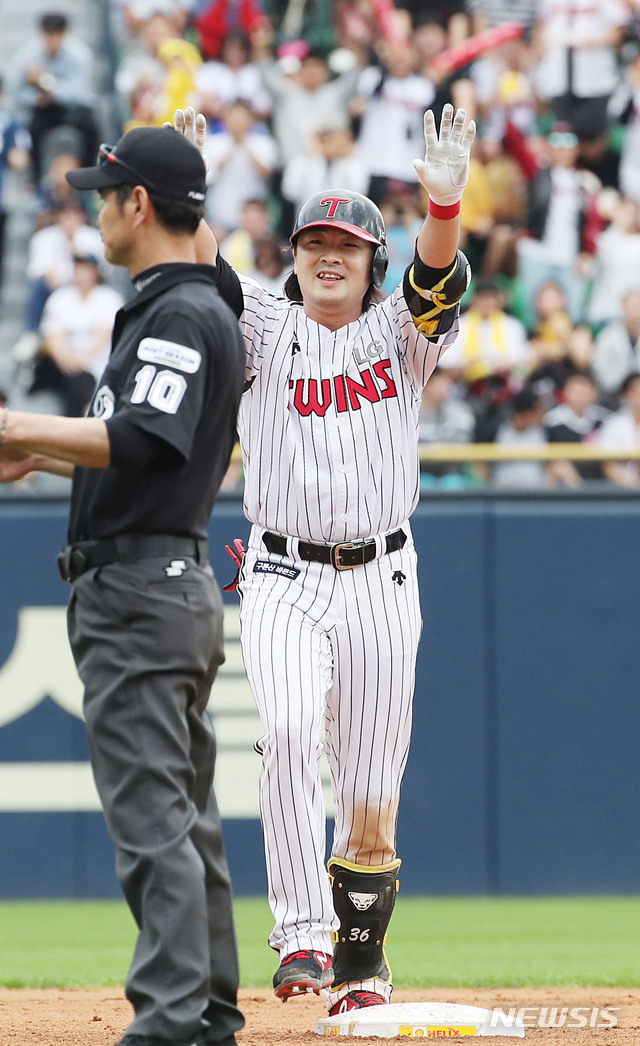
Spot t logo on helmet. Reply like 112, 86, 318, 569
320, 196, 351, 219
291, 189, 389, 287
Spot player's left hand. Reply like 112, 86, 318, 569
164, 105, 209, 171
413, 103, 476, 205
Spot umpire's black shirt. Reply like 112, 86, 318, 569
68, 262, 245, 543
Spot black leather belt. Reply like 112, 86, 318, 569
262, 529, 406, 570
57, 534, 209, 583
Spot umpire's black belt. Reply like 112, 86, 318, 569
57, 533, 209, 583
262, 528, 406, 570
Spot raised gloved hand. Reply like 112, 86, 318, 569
413, 103, 476, 206
164, 105, 209, 171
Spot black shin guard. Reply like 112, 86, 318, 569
328, 858, 400, 984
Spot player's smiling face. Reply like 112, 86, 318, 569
294, 226, 374, 329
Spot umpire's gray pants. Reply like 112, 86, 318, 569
67, 557, 243, 1045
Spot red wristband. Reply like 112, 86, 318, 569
428, 199, 461, 220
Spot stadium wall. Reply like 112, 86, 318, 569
0, 496, 638, 897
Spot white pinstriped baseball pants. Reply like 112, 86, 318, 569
238, 523, 422, 957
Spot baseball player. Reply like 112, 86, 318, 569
175, 102, 474, 1015
0, 127, 245, 1046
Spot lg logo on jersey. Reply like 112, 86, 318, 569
289, 359, 398, 417
353, 339, 384, 365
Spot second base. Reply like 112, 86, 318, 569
315, 1001, 526, 1038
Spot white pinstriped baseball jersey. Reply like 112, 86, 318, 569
236, 275, 459, 543
233, 269, 461, 984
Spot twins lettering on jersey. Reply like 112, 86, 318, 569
289, 358, 398, 417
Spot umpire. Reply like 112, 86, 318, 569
0, 127, 245, 1046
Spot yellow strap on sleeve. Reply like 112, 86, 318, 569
408, 258, 460, 335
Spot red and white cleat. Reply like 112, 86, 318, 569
329, 990, 388, 1015
273, 950, 334, 1002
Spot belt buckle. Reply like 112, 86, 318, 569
331, 541, 356, 570
331, 541, 365, 570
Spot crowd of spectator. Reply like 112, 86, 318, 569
4, 0, 640, 490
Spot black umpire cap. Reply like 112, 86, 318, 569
66, 127, 207, 206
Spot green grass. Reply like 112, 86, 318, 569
388, 897, 640, 988
1, 896, 640, 989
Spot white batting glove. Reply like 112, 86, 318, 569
164, 105, 209, 172
413, 103, 476, 205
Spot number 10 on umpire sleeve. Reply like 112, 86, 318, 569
131, 364, 188, 414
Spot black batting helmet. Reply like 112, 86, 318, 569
290, 190, 389, 287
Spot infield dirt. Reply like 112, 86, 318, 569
1, 987, 639, 1045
